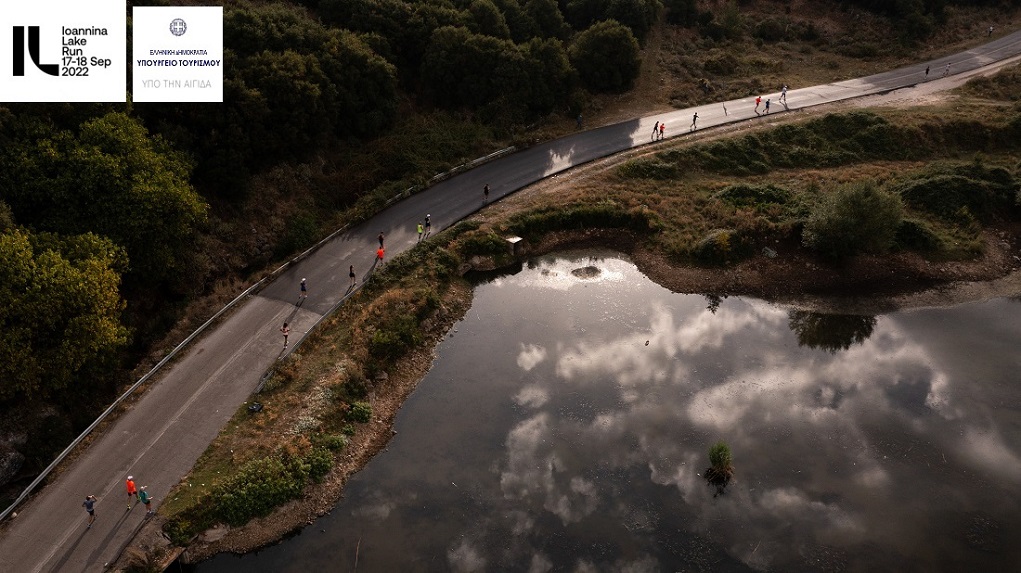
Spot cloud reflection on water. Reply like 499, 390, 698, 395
487, 255, 1021, 570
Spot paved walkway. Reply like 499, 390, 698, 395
2, 29, 1020, 573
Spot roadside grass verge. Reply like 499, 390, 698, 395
161, 228, 488, 545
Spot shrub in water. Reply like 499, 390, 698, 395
705, 440, 735, 496
802, 181, 903, 261
708, 441, 733, 474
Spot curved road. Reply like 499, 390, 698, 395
2, 30, 1021, 573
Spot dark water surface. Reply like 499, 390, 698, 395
190, 251, 1021, 572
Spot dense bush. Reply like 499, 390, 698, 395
894, 218, 944, 252
459, 230, 512, 257
714, 184, 791, 208
364, 287, 440, 364
617, 159, 680, 179
802, 182, 904, 261
692, 228, 751, 266
348, 402, 373, 423
212, 448, 334, 526
892, 162, 1019, 222
507, 201, 657, 241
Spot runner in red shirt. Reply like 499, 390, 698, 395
125, 476, 138, 509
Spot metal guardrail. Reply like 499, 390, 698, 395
0, 145, 518, 524
0, 279, 264, 523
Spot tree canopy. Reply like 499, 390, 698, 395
0, 228, 127, 402
0, 113, 207, 289
569, 20, 642, 93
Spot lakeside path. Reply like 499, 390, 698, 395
3, 30, 1021, 573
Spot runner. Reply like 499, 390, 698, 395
138, 486, 153, 516
755, 95, 761, 113
690, 112, 698, 131
82, 495, 97, 528
652, 121, 659, 140
125, 476, 137, 509
780, 84, 787, 104
349, 265, 356, 286
280, 323, 290, 347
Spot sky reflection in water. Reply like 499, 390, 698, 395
194, 250, 1021, 573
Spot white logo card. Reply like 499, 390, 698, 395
132, 6, 223, 103
0, 0, 126, 102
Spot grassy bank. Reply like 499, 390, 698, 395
161, 231, 480, 545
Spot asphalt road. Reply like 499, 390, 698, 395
2, 29, 1020, 573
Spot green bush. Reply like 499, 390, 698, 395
714, 183, 791, 208
304, 447, 333, 482
507, 202, 657, 241
316, 434, 349, 451
163, 518, 197, 546
803, 182, 904, 261
210, 447, 334, 526
349, 401, 372, 423
213, 457, 304, 526
692, 228, 751, 265
894, 218, 944, 252
617, 159, 680, 180
459, 230, 511, 257
708, 441, 733, 472
893, 163, 1018, 223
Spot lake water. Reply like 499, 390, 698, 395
188, 250, 1021, 572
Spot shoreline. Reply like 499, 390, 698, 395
167, 225, 1021, 565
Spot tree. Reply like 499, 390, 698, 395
421, 26, 529, 109
469, 0, 513, 39
491, 0, 541, 42
521, 38, 577, 114
663, 0, 698, 26
0, 229, 127, 402
0, 113, 208, 289
564, 0, 661, 41
568, 20, 641, 93
525, 0, 570, 40
802, 181, 903, 261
